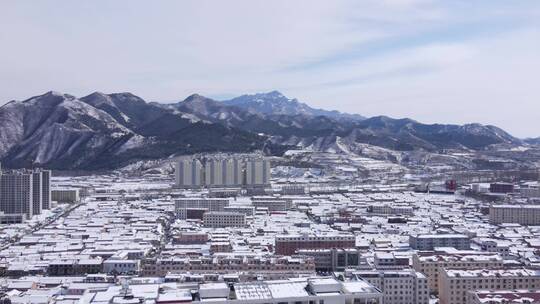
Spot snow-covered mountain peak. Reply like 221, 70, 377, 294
20, 91, 73, 105
46, 91, 66, 97
81, 92, 114, 107
0, 90, 527, 170
223, 91, 365, 121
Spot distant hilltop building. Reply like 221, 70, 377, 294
175, 156, 270, 189
0, 165, 52, 220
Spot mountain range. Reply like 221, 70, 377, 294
0, 90, 526, 170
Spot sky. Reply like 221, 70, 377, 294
1, 1, 539, 138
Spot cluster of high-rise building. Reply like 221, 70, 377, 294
175, 156, 270, 188
0, 165, 51, 220
5, 150, 540, 304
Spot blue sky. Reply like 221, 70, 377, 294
1, 0, 539, 137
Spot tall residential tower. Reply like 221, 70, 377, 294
0, 168, 52, 219
175, 159, 203, 188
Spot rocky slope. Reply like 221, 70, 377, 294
0, 92, 266, 170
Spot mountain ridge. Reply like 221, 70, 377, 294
0, 91, 268, 170
222, 90, 366, 121
0, 90, 526, 170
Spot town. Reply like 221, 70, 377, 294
0, 153, 539, 304
2, 0, 539, 303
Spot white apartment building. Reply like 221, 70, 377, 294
141, 255, 315, 277
192, 278, 383, 304
251, 197, 292, 211
40, 169, 51, 210
467, 289, 540, 304
368, 204, 414, 216
0, 171, 33, 218
175, 159, 203, 188
374, 252, 411, 269
226, 159, 244, 186
298, 248, 366, 271
479, 240, 511, 258
102, 259, 140, 275
0, 211, 25, 224
204, 158, 244, 187
350, 269, 429, 304
52, 188, 80, 203
245, 159, 271, 186
275, 233, 356, 255
489, 204, 540, 225
224, 205, 255, 216
0, 168, 51, 217
31, 171, 43, 215
75, 277, 383, 304
412, 249, 504, 293
409, 234, 471, 250
204, 159, 224, 186
439, 268, 540, 304
203, 211, 246, 228
175, 198, 229, 219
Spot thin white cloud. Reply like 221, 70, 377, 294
296, 28, 540, 137
0, 0, 538, 137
